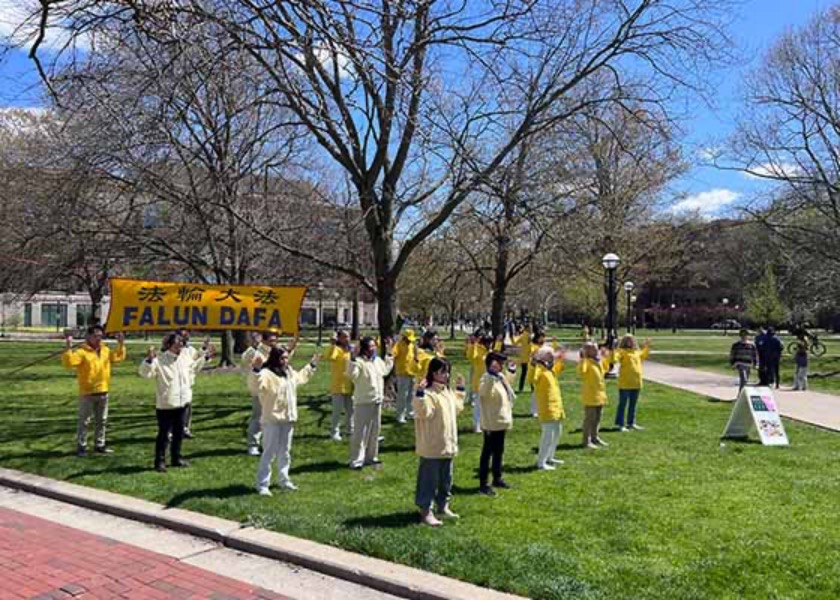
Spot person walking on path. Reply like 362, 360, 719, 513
531, 346, 566, 470
577, 342, 611, 449
392, 328, 417, 424
321, 329, 355, 440
139, 333, 209, 472
763, 327, 784, 389
477, 351, 517, 496
348, 337, 394, 469
412, 358, 465, 527
793, 340, 809, 391
611, 335, 651, 432
241, 331, 279, 454
62, 325, 126, 457
175, 329, 214, 439
729, 329, 759, 391
248, 346, 318, 494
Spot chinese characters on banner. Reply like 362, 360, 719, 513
104, 278, 307, 335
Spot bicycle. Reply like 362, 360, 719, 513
787, 333, 826, 357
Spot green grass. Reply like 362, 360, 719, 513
2, 340, 840, 599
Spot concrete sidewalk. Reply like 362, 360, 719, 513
642, 360, 840, 432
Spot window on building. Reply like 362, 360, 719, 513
300, 308, 317, 325
76, 304, 94, 327
24, 303, 32, 327
41, 303, 67, 328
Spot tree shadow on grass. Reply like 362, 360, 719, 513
299, 396, 333, 429
504, 465, 538, 474
185, 447, 246, 460
451, 484, 481, 495
289, 460, 346, 475
165, 484, 253, 508
343, 511, 418, 529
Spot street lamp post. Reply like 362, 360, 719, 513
602, 253, 621, 351
316, 281, 324, 346
334, 291, 341, 326
670, 303, 677, 334
722, 297, 729, 335
630, 294, 637, 334
624, 281, 635, 334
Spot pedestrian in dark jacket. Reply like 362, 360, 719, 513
729, 329, 758, 390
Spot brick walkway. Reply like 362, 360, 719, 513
0, 507, 287, 600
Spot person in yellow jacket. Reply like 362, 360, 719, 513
477, 351, 517, 496
392, 328, 417, 424
414, 329, 445, 384
527, 330, 547, 417
513, 325, 531, 392
62, 325, 126, 457
612, 335, 651, 431
412, 358, 465, 527
139, 333, 210, 472
577, 342, 611, 449
321, 329, 355, 441
532, 345, 566, 470
466, 333, 497, 433
248, 346, 319, 494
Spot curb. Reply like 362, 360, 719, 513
0, 467, 525, 600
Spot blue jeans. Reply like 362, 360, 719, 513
415, 457, 453, 511
615, 389, 640, 427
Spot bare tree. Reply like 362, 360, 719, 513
19, 0, 733, 340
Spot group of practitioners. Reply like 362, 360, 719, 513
61, 322, 652, 527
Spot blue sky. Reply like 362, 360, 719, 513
0, 0, 819, 218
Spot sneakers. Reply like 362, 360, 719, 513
183, 430, 194, 439
396, 418, 407, 425
94, 445, 113, 454
437, 506, 459, 520
377, 435, 385, 442
172, 459, 190, 468
594, 437, 609, 447
331, 432, 342, 442
585, 442, 599, 450
419, 510, 443, 527
474, 426, 482, 434
549, 458, 565, 465
537, 463, 556, 471
619, 426, 629, 432
247, 446, 260, 456
478, 485, 497, 497
76, 445, 87, 457
279, 481, 298, 491
154, 463, 167, 473
257, 487, 273, 497
492, 480, 512, 489
630, 424, 644, 431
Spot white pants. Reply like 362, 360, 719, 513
395, 376, 415, 422
530, 392, 537, 417
350, 403, 381, 467
537, 421, 562, 467
256, 421, 294, 489
331, 394, 354, 437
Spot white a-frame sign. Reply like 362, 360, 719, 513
721, 386, 789, 446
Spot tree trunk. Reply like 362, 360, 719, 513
490, 236, 510, 337
233, 330, 248, 354
352, 288, 360, 340
376, 276, 398, 345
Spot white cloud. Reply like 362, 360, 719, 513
671, 188, 741, 215
743, 162, 801, 179
697, 146, 722, 162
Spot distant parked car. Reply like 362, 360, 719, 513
711, 319, 741, 330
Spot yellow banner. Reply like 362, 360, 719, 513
104, 278, 307, 334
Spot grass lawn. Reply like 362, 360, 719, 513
2, 340, 840, 599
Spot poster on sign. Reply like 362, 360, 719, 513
721, 386, 789, 446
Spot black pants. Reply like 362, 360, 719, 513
768, 360, 781, 387
155, 407, 186, 466
479, 430, 507, 486
517, 364, 529, 392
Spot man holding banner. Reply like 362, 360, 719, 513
62, 325, 126, 457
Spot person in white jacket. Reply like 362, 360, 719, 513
347, 336, 394, 469
241, 331, 279, 455
249, 346, 318, 495
139, 333, 209, 472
